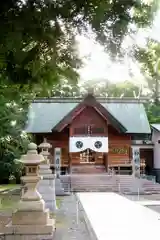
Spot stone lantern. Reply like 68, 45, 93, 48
39, 138, 51, 164
38, 138, 57, 211
4, 142, 55, 240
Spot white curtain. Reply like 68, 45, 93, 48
69, 137, 89, 152
69, 137, 108, 153
90, 137, 108, 152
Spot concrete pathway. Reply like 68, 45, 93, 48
125, 193, 160, 214
78, 192, 160, 240
54, 194, 91, 240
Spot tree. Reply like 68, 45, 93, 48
0, 0, 159, 86
0, 85, 31, 183
36, 79, 143, 98
79, 80, 143, 97
135, 40, 160, 123
0, 0, 158, 183
146, 104, 160, 123
135, 40, 160, 104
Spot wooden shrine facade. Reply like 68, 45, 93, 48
27, 94, 153, 174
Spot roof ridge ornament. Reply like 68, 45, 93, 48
87, 87, 94, 96
82, 87, 95, 99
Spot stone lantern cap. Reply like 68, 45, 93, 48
18, 142, 45, 165
39, 138, 51, 149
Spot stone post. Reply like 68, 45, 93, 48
54, 148, 68, 196
38, 138, 57, 212
4, 142, 55, 240
130, 146, 144, 194
131, 146, 141, 178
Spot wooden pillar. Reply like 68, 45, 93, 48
104, 153, 108, 172
94, 152, 98, 164
68, 153, 72, 174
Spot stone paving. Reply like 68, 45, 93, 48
54, 194, 91, 240
124, 193, 160, 213
124, 193, 160, 202
53, 192, 160, 240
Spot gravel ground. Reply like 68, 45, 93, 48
0, 194, 90, 240
2, 192, 160, 239
54, 194, 91, 240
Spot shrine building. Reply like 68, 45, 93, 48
25, 94, 154, 175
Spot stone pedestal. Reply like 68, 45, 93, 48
54, 148, 70, 196
129, 176, 145, 194
38, 139, 57, 211
55, 176, 66, 196
153, 168, 160, 183
3, 143, 55, 240
38, 166, 57, 211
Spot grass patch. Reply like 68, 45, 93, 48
0, 194, 20, 210
50, 197, 62, 220
0, 188, 62, 213
56, 197, 62, 209
0, 194, 62, 212
0, 184, 20, 192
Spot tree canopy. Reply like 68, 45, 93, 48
135, 40, 160, 123
35, 78, 143, 98
135, 40, 160, 104
0, 0, 159, 85
0, 85, 31, 183
0, 0, 160, 182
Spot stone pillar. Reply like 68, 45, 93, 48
153, 141, 160, 183
4, 142, 55, 240
130, 146, 144, 194
54, 147, 61, 177
38, 138, 57, 212
54, 148, 69, 196
131, 146, 141, 178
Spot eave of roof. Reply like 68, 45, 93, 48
151, 124, 160, 132
25, 97, 151, 134
33, 97, 149, 104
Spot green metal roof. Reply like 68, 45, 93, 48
25, 99, 151, 134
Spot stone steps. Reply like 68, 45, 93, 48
71, 165, 106, 174
60, 174, 160, 194
60, 175, 71, 192
70, 174, 118, 192
118, 176, 160, 193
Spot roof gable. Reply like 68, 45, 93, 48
53, 94, 127, 132
25, 97, 151, 134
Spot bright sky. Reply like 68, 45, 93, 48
77, 10, 160, 84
